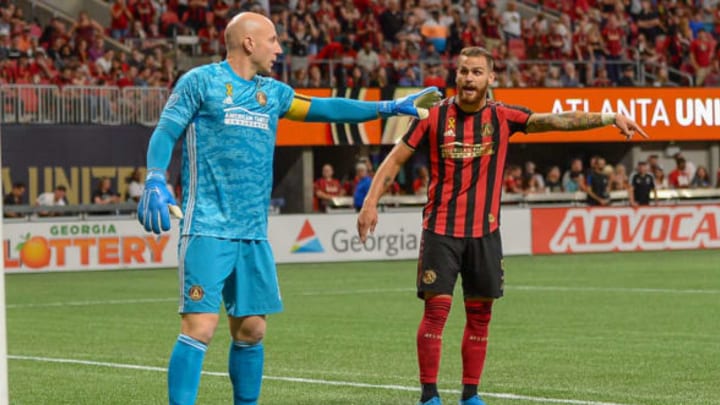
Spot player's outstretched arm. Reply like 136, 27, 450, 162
357, 142, 415, 243
284, 87, 442, 123
526, 112, 649, 140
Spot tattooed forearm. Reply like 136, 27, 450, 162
383, 176, 393, 187
526, 112, 608, 133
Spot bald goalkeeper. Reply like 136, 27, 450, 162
136, 12, 441, 405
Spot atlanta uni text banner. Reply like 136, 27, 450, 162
277, 88, 720, 145
494, 88, 720, 143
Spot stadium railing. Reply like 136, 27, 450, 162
1, 85, 169, 126
0, 58, 693, 126
325, 188, 720, 212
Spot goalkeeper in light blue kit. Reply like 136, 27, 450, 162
137, 12, 440, 405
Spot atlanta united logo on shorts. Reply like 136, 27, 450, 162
188, 285, 204, 301
422, 269, 437, 284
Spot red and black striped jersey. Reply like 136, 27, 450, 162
402, 98, 532, 238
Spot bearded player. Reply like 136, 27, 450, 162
357, 46, 648, 405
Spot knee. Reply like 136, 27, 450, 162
181, 314, 220, 345
230, 316, 266, 344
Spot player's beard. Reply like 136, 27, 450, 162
456, 82, 488, 111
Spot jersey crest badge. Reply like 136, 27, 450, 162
256, 90, 267, 107
224, 83, 233, 105
482, 123, 494, 137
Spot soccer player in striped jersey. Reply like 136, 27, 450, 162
137, 12, 440, 405
356, 46, 648, 405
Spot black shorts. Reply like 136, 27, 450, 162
416, 229, 504, 300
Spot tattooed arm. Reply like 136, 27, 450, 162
526, 112, 649, 140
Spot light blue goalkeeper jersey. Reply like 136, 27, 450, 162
160, 61, 294, 239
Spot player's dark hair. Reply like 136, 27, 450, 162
56, 185, 67, 192
459, 47, 495, 71
12, 182, 25, 189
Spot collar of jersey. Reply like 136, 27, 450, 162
220, 61, 257, 85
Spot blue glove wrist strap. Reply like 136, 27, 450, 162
377, 101, 395, 117
146, 169, 166, 182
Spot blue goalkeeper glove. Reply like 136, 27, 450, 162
377, 86, 442, 119
137, 169, 183, 234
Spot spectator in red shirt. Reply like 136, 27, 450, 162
690, 29, 714, 86
132, 0, 156, 31
160, 6, 182, 36
482, 4, 503, 51
111, 0, 133, 39
198, 23, 221, 55
602, 14, 625, 83
314, 164, 344, 212
591, 66, 613, 87
211, 0, 230, 31
503, 165, 523, 193
668, 157, 691, 189
34, 51, 57, 82
423, 65, 447, 88
182, 1, 208, 33
70, 11, 104, 46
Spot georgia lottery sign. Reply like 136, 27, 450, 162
3, 221, 179, 273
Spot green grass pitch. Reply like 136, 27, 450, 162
6, 250, 720, 404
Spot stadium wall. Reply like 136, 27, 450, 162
1, 125, 181, 205
4, 205, 719, 273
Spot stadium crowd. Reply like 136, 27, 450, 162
2, 0, 720, 214
1, 0, 720, 87
0, 2, 176, 87
312, 152, 720, 212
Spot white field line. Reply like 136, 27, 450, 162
8, 355, 631, 405
300, 285, 720, 296
7, 284, 719, 309
6, 297, 177, 309
507, 285, 720, 295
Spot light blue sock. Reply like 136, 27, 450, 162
228, 340, 264, 405
168, 334, 207, 405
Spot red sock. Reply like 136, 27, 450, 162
417, 295, 452, 384
461, 300, 493, 385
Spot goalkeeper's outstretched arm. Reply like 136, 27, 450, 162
283, 87, 441, 123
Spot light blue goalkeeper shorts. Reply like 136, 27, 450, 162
177, 235, 283, 317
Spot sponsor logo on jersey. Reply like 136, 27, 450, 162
440, 141, 494, 159
223, 106, 270, 130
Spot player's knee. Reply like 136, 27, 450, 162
235, 331, 264, 345
181, 314, 220, 345
229, 316, 266, 344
